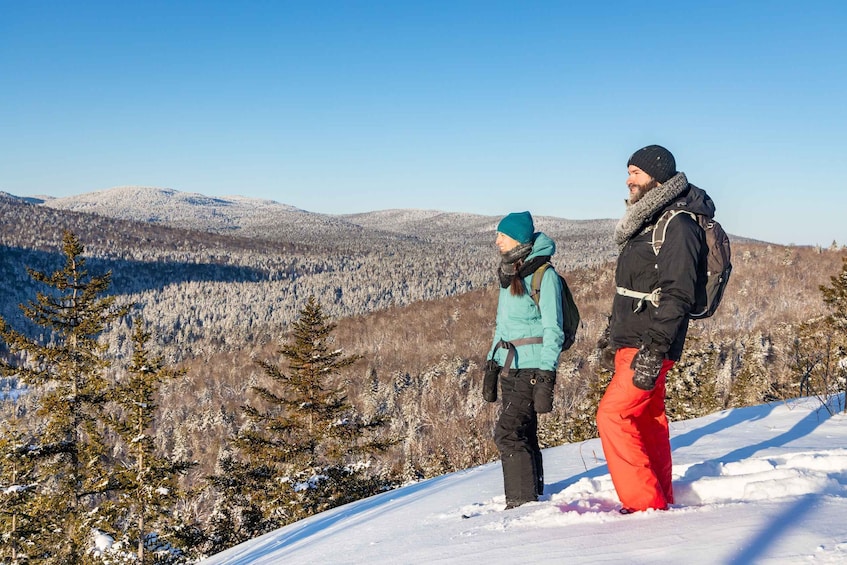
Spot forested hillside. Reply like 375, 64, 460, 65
152, 242, 846, 482
2, 190, 617, 359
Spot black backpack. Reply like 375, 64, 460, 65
529, 263, 580, 350
652, 209, 732, 319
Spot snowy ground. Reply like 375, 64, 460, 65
202, 396, 847, 564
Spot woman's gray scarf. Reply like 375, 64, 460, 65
498, 241, 534, 288
614, 172, 688, 248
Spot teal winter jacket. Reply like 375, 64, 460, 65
488, 232, 564, 371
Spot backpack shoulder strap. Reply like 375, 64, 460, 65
652, 209, 698, 255
529, 262, 551, 307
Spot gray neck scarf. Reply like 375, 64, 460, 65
614, 172, 688, 247
498, 241, 534, 287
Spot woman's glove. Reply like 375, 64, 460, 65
533, 369, 557, 413
482, 359, 500, 402
630, 346, 665, 391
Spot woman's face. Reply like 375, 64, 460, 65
496, 231, 521, 253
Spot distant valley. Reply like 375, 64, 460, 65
0, 186, 618, 359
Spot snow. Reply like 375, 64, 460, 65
3, 484, 31, 495
201, 396, 847, 564
91, 531, 114, 556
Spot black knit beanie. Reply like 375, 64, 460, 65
627, 145, 676, 184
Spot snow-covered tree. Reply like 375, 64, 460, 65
791, 257, 847, 413
0, 423, 40, 564
202, 452, 274, 555
106, 318, 197, 563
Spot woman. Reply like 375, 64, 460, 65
486, 210, 564, 509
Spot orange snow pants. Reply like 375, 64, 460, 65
596, 347, 675, 512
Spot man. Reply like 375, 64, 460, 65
596, 145, 712, 513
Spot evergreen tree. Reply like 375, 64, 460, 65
229, 295, 393, 530
821, 257, 847, 412
560, 367, 610, 444
0, 422, 40, 563
728, 334, 776, 407
0, 230, 131, 562
106, 318, 197, 563
562, 321, 615, 444
821, 257, 847, 336
202, 453, 274, 555
792, 257, 847, 413
664, 339, 722, 421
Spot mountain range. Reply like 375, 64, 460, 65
24, 185, 621, 252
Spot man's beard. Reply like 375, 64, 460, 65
628, 180, 658, 204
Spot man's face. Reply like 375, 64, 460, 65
626, 165, 659, 204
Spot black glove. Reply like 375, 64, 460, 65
482, 359, 500, 402
532, 369, 556, 413
597, 336, 616, 372
630, 345, 665, 391
596, 317, 616, 372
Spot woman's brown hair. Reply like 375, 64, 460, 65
510, 260, 526, 296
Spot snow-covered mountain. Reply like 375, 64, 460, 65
201, 396, 847, 565
37, 186, 361, 240
32, 186, 619, 252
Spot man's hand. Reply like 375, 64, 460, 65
630, 346, 665, 391
596, 318, 615, 372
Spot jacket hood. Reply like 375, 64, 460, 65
528, 232, 556, 260
678, 184, 716, 219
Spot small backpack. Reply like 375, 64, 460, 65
652, 209, 732, 319
529, 263, 580, 350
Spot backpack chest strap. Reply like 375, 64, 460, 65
616, 286, 661, 312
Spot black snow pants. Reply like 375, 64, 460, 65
494, 368, 544, 508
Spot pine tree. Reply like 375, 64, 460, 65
821, 257, 847, 336
821, 257, 847, 412
797, 257, 847, 412
728, 334, 776, 407
202, 453, 274, 555
0, 230, 131, 562
788, 257, 847, 413
229, 295, 393, 530
664, 338, 722, 421
106, 318, 197, 563
561, 367, 610, 443
0, 423, 40, 564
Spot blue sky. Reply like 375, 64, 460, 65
2, 1, 845, 246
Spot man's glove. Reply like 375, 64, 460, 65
597, 339, 616, 372
596, 317, 615, 372
533, 369, 556, 413
482, 359, 500, 402
630, 346, 665, 391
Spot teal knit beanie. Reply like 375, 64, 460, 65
497, 211, 535, 244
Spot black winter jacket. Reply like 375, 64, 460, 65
609, 174, 711, 361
